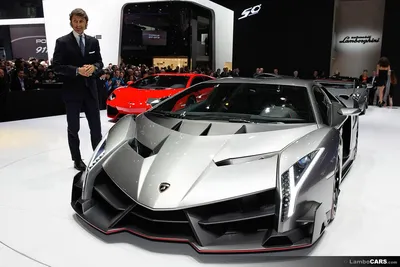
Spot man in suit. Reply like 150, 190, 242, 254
10, 69, 31, 91
52, 8, 104, 171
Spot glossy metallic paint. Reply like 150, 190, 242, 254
74, 77, 360, 252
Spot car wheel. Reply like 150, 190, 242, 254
330, 157, 341, 223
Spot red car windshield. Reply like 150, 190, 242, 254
132, 75, 190, 89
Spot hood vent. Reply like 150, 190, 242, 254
171, 121, 183, 132
129, 138, 153, 158
214, 152, 277, 167
235, 125, 247, 134
200, 123, 212, 136
129, 136, 169, 158
152, 136, 168, 155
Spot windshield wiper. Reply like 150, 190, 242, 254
228, 118, 253, 123
183, 114, 256, 123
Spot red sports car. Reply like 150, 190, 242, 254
106, 73, 215, 120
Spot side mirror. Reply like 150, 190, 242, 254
127, 81, 134, 86
338, 108, 362, 116
146, 96, 170, 107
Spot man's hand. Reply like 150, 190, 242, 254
78, 67, 90, 77
83, 64, 96, 75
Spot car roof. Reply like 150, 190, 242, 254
315, 79, 354, 83
204, 77, 314, 88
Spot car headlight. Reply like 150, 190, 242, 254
88, 134, 108, 170
280, 148, 324, 221
108, 93, 116, 101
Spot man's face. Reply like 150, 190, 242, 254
18, 71, 24, 78
71, 15, 87, 34
0, 69, 4, 78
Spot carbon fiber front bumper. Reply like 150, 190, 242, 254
71, 170, 322, 254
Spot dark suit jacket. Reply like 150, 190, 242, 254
10, 76, 32, 91
52, 32, 104, 102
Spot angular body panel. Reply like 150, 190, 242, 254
72, 77, 360, 253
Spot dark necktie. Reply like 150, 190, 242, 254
79, 35, 85, 56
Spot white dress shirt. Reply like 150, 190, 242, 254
72, 30, 85, 47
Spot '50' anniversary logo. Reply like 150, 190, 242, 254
238, 4, 262, 20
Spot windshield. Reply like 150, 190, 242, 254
319, 82, 354, 89
148, 82, 315, 124
317, 81, 354, 89
132, 75, 190, 89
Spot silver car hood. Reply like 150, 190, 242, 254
101, 115, 319, 210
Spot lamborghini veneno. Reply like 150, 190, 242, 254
71, 77, 361, 253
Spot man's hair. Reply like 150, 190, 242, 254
70, 8, 88, 21
69, 8, 89, 28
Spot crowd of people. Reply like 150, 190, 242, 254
0, 56, 396, 114
0, 58, 59, 92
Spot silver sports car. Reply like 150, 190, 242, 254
71, 77, 361, 253
315, 79, 369, 114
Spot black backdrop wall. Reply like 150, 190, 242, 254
381, 0, 400, 71
381, 0, 400, 106
212, 0, 336, 77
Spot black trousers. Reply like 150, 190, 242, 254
0, 93, 7, 122
65, 89, 102, 161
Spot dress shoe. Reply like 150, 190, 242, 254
74, 159, 87, 171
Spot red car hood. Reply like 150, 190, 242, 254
110, 86, 184, 109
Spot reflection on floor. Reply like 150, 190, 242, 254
0, 107, 399, 267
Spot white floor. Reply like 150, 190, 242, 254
0, 107, 399, 267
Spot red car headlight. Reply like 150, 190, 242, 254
108, 93, 116, 101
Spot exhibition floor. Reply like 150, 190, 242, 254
0, 107, 399, 267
